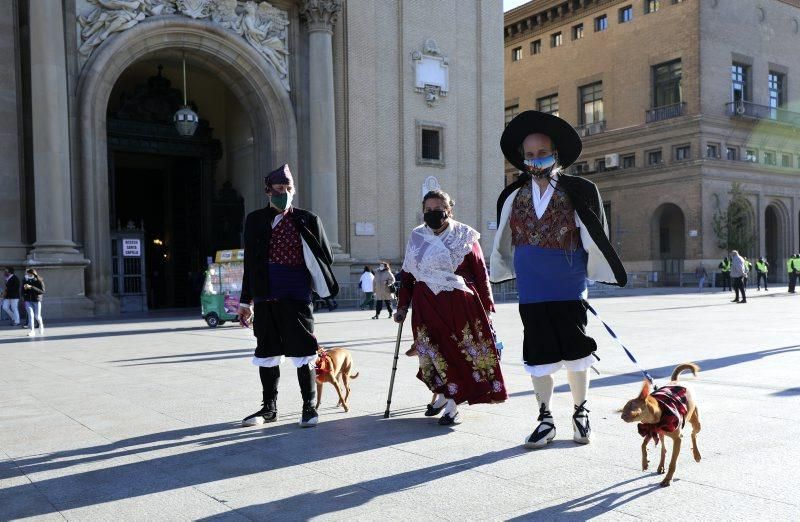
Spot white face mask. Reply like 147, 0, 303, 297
25, 275, 34, 281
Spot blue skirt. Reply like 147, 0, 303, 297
514, 245, 588, 304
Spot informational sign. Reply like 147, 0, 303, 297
487, 221, 498, 231
215, 249, 244, 263
355, 222, 376, 236
688, 229, 698, 237
422, 176, 441, 199
122, 239, 141, 257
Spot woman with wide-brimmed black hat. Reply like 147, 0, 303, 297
490, 110, 626, 449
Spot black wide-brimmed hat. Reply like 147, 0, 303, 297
501, 110, 582, 172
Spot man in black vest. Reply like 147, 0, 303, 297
2, 267, 21, 326
237, 164, 339, 428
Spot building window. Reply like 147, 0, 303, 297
672, 0, 684, 3
531, 39, 542, 55
745, 149, 757, 162
768, 71, 785, 118
596, 159, 607, 172
622, 154, 636, 168
594, 15, 608, 32
763, 151, 776, 165
652, 59, 682, 107
512, 47, 522, 61
706, 143, 719, 158
726, 147, 738, 161
572, 24, 584, 40
647, 149, 663, 165
504, 104, 519, 127
580, 82, 604, 124
731, 63, 750, 103
782, 153, 792, 167
675, 145, 691, 161
537, 94, 559, 116
645, 0, 660, 14
551, 32, 563, 48
619, 5, 633, 22
572, 162, 588, 174
416, 122, 445, 167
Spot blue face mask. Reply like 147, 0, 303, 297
523, 155, 557, 177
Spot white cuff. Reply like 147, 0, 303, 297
239, 303, 252, 309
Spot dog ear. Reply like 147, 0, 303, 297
638, 380, 650, 399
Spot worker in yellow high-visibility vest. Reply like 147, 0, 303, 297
755, 257, 768, 291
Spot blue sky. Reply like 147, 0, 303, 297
503, 0, 530, 12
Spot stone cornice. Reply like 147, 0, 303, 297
301, 0, 341, 33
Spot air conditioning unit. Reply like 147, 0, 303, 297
604, 153, 620, 168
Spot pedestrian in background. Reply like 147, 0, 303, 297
22, 269, 45, 337
358, 265, 374, 310
372, 261, 395, 319
756, 257, 769, 291
730, 250, 747, 304
718, 257, 731, 292
694, 264, 707, 292
789, 254, 799, 294
2, 267, 21, 326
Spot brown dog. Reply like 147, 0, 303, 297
315, 347, 359, 412
620, 363, 701, 487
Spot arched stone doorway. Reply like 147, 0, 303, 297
652, 203, 686, 285
765, 202, 789, 283
77, 18, 298, 314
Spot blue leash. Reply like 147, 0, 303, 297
585, 302, 657, 388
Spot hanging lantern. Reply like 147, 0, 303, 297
174, 57, 199, 136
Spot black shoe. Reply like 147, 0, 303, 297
739, 299, 747, 303
438, 411, 462, 426
572, 401, 591, 444
524, 403, 556, 449
425, 396, 447, 417
731, 299, 739, 302
371, 316, 378, 320
299, 404, 318, 428
242, 401, 277, 427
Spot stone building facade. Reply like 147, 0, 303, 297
505, 0, 800, 283
2, 0, 504, 317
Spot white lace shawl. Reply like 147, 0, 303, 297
401, 220, 480, 295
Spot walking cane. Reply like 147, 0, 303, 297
384, 319, 404, 418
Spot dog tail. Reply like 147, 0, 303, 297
349, 371, 360, 379
670, 363, 699, 381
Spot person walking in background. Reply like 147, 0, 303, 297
718, 257, 731, 292
22, 269, 45, 337
2, 267, 21, 326
755, 257, 769, 291
694, 264, 707, 292
784, 254, 800, 292
743, 257, 752, 288
372, 261, 395, 319
358, 265, 374, 310
730, 250, 747, 303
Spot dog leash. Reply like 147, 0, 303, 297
585, 302, 657, 388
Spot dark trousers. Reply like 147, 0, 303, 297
733, 277, 746, 302
721, 272, 731, 291
790, 272, 798, 293
375, 300, 393, 316
757, 273, 768, 290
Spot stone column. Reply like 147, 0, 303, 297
302, 0, 342, 251
28, 0, 78, 255
27, 0, 92, 317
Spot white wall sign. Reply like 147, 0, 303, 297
355, 222, 376, 236
122, 239, 141, 257
422, 176, 441, 199
487, 221, 498, 231
688, 229, 698, 237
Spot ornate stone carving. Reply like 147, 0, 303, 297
412, 39, 449, 107
300, 0, 341, 33
76, 0, 291, 90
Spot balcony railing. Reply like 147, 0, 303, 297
575, 120, 606, 137
726, 101, 800, 127
646, 102, 686, 123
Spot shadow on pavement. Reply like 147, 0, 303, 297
0, 413, 450, 519
771, 387, 800, 397
0, 325, 212, 345
507, 344, 800, 397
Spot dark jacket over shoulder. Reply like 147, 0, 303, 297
240, 206, 339, 304
4, 275, 21, 299
490, 173, 627, 287
22, 278, 45, 302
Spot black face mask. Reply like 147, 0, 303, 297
424, 210, 447, 230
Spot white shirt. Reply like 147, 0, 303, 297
530, 177, 581, 228
359, 272, 374, 292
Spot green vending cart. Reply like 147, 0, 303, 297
200, 249, 245, 327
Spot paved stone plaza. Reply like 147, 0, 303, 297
1, 288, 798, 520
